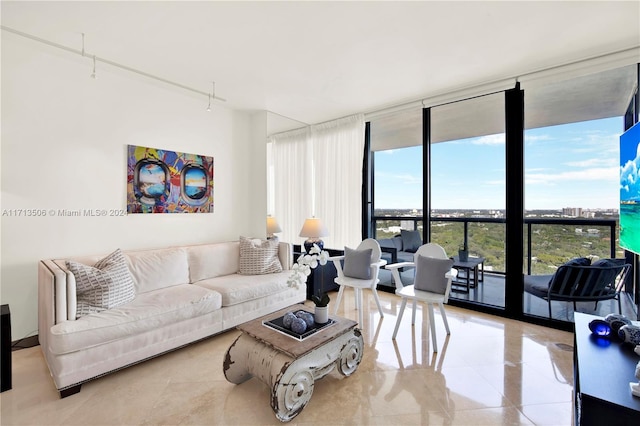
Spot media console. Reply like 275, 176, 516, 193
573, 313, 640, 425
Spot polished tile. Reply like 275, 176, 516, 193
1, 291, 575, 425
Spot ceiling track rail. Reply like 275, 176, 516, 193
1, 25, 227, 103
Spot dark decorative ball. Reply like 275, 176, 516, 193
296, 311, 315, 327
283, 312, 297, 329
291, 317, 307, 334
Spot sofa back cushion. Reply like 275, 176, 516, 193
187, 242, 240, 282
125, 247, 190, 293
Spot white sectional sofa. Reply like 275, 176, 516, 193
38, 240, 304, 397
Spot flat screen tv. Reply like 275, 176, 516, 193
620, 121, 640, 255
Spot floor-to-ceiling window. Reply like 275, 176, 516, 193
367, 62, 639, 326
522, 65, 638, 322
430, 93, 506, 308
369, 108, 422, 289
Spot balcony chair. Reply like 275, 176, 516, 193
331, 238, 387, 325
524, 258, 631, 319
386, 243, 457, 351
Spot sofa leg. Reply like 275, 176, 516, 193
60, 384, 81, 398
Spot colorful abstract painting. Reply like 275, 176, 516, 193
127, 145, 214, 213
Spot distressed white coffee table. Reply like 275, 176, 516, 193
223, 304, 363, 422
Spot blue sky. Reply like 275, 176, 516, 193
374, 116, 624, 210
620, 121, 640, 202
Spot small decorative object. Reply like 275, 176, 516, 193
312, 292, 331, 324
314, 306, 329, 324
290, 317, 308, 334
458, 243, 469, 262
618, 324, 640, 346
605, 313, 632, 334
631, 360, 640, 398
589, 319, 612, 337
283, 312, 296, 329
295, 311, 315, 327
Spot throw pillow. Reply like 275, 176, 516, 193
401, 230, 422, 253
588, 258, 627, 290
238, 236, 283, 275
343, 246, 373, 280
414, 255, 454, 295
550, 257, 591, 293
67, 248, 136, 318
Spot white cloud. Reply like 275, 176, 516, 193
375, 171, 422, 185
526, 167, 618, 185
566, 158, 617, 168
471, 134, 505, 146
620, 142, 640, 200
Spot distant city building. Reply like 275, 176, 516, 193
563, 207, 582, 217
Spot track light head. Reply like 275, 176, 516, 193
90, 55, 97, 79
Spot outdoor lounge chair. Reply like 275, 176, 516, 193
524, 258, 631, 318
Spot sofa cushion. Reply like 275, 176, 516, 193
66, 249, 136, 318
125, 248, 190, 293
194, 270, 291, 307
401, 230, 422, 253
187, 242, 240, 282
238, 236, 282, 275
343, 247, 372, 280
49, 284, 222, 355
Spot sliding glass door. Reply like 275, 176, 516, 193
430, 93, 506, 308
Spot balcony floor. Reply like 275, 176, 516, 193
378, 269, 638, 322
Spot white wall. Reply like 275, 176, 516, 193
1, 34, 268, 339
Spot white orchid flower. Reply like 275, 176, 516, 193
309, 244, 321, 255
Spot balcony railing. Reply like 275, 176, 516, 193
372, 215, 618, 276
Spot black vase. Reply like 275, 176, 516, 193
458, 249, 469, 262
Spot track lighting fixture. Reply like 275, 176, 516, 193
2, 26, 228, 107
90, 55, 97, 79
206, 81, 215, 112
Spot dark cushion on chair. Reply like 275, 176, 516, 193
414, 255, 454, 294
584, 258, 626, 294
552, 257, 591, 293
401, 230, 422, 253
524, 274, 554, 299
343, 247, 372, 280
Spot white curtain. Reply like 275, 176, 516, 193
268, 114, 365, 250
269, 127, 312, 247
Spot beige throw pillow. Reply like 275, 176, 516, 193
238, 236, 283, 275
67, 248, 136, 318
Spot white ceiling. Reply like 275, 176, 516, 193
2, 1, 640, 135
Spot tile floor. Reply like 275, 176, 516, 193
0, 291, 575, 425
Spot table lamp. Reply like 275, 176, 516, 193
299, 217, 329, 253
266, 216, 282, 239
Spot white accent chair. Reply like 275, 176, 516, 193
386, 243, 457, 351
330, 238, 387, 325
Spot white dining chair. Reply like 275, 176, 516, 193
385, 243, 457, 351
330, 238, 387, 325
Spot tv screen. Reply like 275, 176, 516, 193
620, 121, 640, 255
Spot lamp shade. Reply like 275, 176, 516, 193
266, 216, 282, 234
299, 218, 329, 238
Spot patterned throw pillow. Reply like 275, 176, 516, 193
238, 236, 283, 275
67, 248, 136, 318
